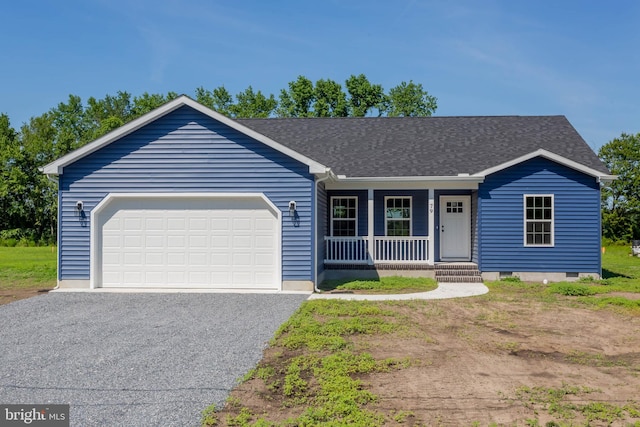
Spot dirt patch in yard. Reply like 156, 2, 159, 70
215, 292, 640, 426
0, 288, 50, 305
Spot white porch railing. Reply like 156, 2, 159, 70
324, 236, 430, 264
324, 236, 369, 263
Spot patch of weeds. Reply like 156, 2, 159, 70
484, 280, 557, 304
392, 410, 415, 423
496, 341, 520, 353
283, 355, 318, 401
566, 350, 628, 368
225, 397, 242, 409
515, 383, 595, 418
580, 402, 623, 424
548, 283, 597, 297
201, 403, 218, 426
500, 276, 522, 282
213, 299, 420, 427
578, 295, 640, 313
512, 382, 640, 424
240, 368, 256, 383
252, 365, 280, 393
283, 351, 401, 426
255, 366, 275, 381
225, 407, 253, 426
272, 300, 404, 351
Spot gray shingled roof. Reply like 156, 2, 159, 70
236, 116, 608, 177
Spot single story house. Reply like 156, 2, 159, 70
42, 96, 614, 292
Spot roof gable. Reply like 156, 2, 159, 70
42, 96, 328, 176
473, 149, 615, 181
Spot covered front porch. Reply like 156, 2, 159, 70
319, 181, 480, 268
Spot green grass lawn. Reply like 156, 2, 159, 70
486, 244, 640, 314
0, 246, 57, 289
319, 276, 438, 294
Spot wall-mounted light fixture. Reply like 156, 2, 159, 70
288, 201, 300, 227
75, 200, 88, 226
288, 201, 297, 217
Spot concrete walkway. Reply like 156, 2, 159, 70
308, 282, 489, 301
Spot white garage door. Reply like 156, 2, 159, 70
97, 196, 280, 289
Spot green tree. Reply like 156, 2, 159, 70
85, 91, 133, 139
132, 91, 179, 117
0, 113, 57, 242
277, 75, 315, 117
195, 86, 234, 116
599, 132, 640, 241
384, 80, 437, 117
313, 78, 348, 117
230, 86, 277, 118
345, 74, 385, 117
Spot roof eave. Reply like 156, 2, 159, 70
335, 175, 485, 183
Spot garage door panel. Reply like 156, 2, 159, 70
167, 218, 186, 231
123, 251, 143, 266
145, 235, 164, 248
124, 217, 142, 231
189, 235, 207, 248
124, 235, 142, 248
145, 252, 164, 265
167, 235, 185, 248
255, 253, 275, 266
99, 197, 279, 289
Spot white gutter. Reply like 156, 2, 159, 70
335, 175, 484, 183
313, 170, 334, 293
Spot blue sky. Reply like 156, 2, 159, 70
2, 0, 639, 152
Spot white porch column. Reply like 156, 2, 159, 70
428, 188, 435, 264
367, 189, 375, 265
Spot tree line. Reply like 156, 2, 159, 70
1, 71, 638, 246
0, 74, 437, 244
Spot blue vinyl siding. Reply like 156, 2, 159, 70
59, 106, 314, 281
478, 157, 601, 273
326, 190, 368, 236
374, 190, 428, 236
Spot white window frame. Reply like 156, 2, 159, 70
330, 196, 358, 236
384, 196, 412, 236
523, 194, 554, 247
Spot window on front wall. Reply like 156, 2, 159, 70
385, 197, 411, 236
331, 197, 357, 236
524, 195, 554, 246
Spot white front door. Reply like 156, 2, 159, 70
440, 196, 471, 261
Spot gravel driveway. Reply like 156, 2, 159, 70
0, 292, 308, 426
